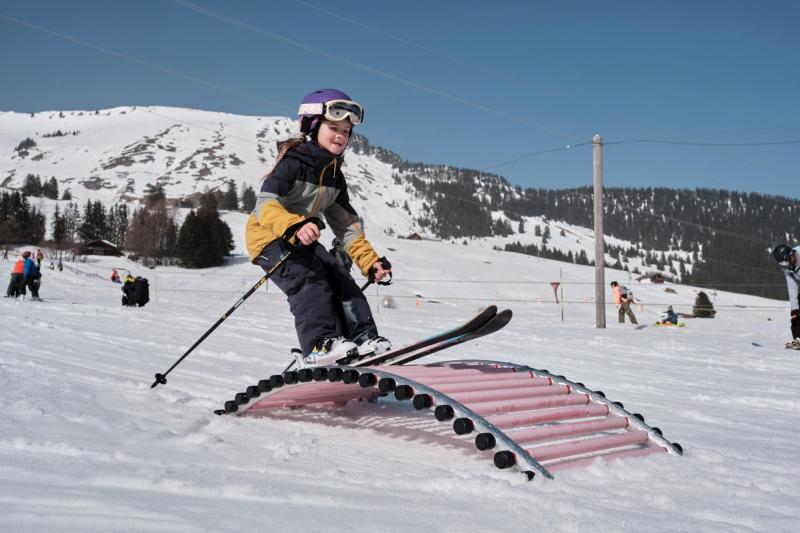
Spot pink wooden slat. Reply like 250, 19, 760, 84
448, 384, 571, 404
467, 393, 590, 416
377, 366, 521, 379
410, 372, 541, 387
487, 404, 609, 430
432, 376, 552, 394
527, 430, 650, 462
376, 365, 512, 376
508, 416, 629, 445
545, 445, 667, 472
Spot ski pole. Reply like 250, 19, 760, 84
151, 218, 324, 389
150, 250, 290, 388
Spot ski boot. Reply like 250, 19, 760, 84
297, 337, 358, 368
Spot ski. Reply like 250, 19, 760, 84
333, 305, 498, 367
364, 309, 512, 367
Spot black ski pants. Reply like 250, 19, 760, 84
256, 239, 378, 355
6, 273, 22, 297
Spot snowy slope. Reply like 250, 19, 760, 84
1, 228, 797, 531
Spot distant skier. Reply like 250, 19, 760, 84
771, 243, 800, 349
611, 281, 638, 324
23, 252, 42, 301
659, 305, 679, 325
5, 253, 25, 298
121, 273, 136, 306
245, 88, 392, 368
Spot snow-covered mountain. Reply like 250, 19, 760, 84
0, 105, 685, 279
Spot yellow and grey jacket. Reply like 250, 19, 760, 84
245, 140, 379, 277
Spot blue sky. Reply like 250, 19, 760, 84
1, 0, 798, 197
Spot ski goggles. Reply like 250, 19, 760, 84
298, 99, 364, 125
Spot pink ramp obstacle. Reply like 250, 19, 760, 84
219, 360, 683, 481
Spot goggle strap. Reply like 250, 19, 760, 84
298, 103, 324, 116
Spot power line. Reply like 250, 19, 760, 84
0, 13, 290, 113
606, 138, 800, 147
478, 142, 592, 171
166, 0, 575, 139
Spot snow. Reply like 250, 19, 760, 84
2, 228, 798, 532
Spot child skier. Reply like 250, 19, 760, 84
246, 88, 392, 367
659, 305, 679, 325
772, 243, 800, 349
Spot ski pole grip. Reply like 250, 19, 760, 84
282, 217, 326, 249
367, 256, 392, 286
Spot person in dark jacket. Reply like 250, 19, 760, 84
246, 89, 392, 368
772, 243, 800, 348
122, 273, 137, 306
23, 254, 42, 301
660, 306, 679, 325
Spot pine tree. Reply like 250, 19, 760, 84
176, 195, 234, 268
78, 200, 107, 241
176, 211, 207, 268
29, 207, 46, 243
222, 181, 239, 211
693, 291, 716, 318
240, 184, 256, 212
42, 177, 59, 200
144, 184, 166, 208
22, 174, 43, 197
52, 204, 67, 243
62, 202, 81, 243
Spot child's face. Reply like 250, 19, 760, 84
317, 120, 352, 155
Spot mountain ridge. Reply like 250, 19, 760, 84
2, 105, 798, 298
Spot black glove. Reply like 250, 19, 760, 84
282, 217, 325, 247
367, 257, 392, 286
791, 310, 799, 323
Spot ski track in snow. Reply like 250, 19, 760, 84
2, 242, 800, 532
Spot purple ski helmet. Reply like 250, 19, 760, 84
298, 88, 364, 136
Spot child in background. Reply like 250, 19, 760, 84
660, 306, 679, 325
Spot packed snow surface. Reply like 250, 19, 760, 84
1, 229, 798, 532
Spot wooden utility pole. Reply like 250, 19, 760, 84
593, 134, 606, 328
